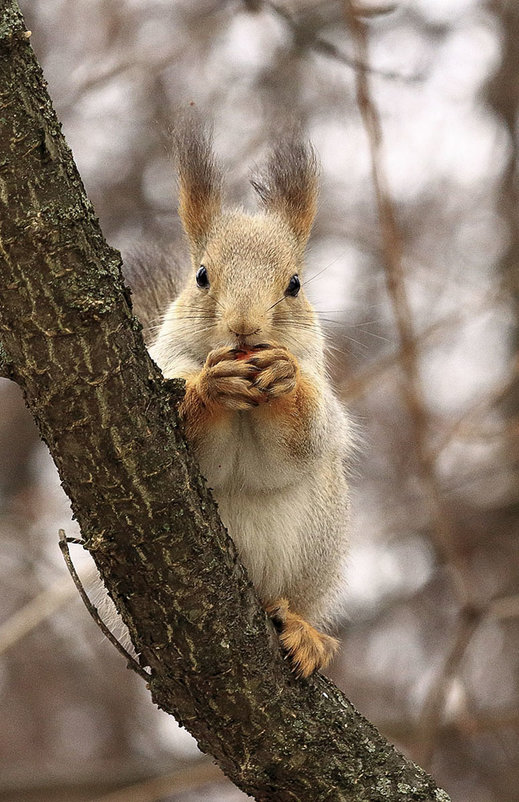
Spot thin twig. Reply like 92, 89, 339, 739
58, 529, 151, 681
429, 354, 519, 460
59, 0, 421, 115
61, 48, 186, 111
252, 0, 425, 82
339, 291, 503, 402
414, 605, 482, 768
378, 707, 519, 742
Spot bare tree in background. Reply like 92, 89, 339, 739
0, 1, 517, 801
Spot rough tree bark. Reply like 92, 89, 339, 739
0, 3, 451, 800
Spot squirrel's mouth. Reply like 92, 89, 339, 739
235, 342, 271, 354
236, 336, 258, 349
231, 330, 265, 349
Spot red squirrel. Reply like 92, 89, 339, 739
146, 122, 353, 677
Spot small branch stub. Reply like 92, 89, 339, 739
58, 530, 150, 680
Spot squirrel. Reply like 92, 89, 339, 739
136, 121, 353, 679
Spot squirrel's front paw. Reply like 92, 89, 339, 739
266, 598, 338, 679
198, 347, 266, 411
247, 346, 298, 399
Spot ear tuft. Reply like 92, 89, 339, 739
172, 116, 223, 252
251, 136, 319, 246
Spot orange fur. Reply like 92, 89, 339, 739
266, 598, 338, 678
173, 120, 223, 254
251, 138, 319, 247
256, 365, 321, 460
179, 376, 228, 444
180, 346, 322, 461
178, 185, 221, 249
179, 347, 266, 441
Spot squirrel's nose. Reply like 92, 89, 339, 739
227, 315, 260, 338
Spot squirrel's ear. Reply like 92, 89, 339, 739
251, 137, 319, 247
172, 119, 223, 253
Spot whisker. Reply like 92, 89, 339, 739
160, 322, 218, 338
278, 320, 370, 356
351, 319, 387, 327
210, 294, 225, 311
351, 329, 390, 343
174, 318, 217, 326
302, 250, 350, 288
266, 295, 288, 313
281, 331, 314, 359
273, 321, 321, 331
172, 315, 219, 320
174, 305, 214, 309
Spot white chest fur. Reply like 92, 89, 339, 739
196, 410, 302, 492
195, 411, 310, 602
214, 483, 309, 603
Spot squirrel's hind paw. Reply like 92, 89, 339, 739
266, 598, 338, 679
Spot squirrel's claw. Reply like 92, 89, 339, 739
248, 347, 298, 398
266, 598, 338, 679
200, 345, 298, 408
197, 353, 265, 410
205, 346, 243, 368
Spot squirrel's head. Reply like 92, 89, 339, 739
170, 121, 322, 362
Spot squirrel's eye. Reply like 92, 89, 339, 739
285, 274, 300, 297
196, 265, 210, 289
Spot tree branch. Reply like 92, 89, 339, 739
253, 0, 424, 82
344, 2, 474, 603
0, 2, 450, 799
